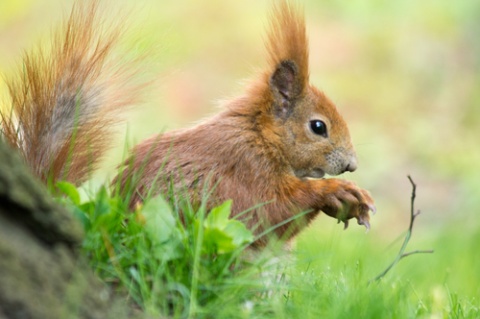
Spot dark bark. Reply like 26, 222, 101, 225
0, 140, 142, 319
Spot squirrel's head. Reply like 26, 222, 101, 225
267, 60, 357, 178
255, 0, 357, 179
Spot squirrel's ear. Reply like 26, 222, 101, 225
270, 60, 303, 118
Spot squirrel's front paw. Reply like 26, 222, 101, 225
318, 179, 376, 231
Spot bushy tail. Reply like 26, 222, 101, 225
0, 1, 143, 186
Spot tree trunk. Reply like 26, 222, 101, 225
0, 140, 141, 319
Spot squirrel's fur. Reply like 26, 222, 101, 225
1, 0, 375, 245
1, 1, 142, 184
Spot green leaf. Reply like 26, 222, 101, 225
205, 199, 232, 229
141, 195, 184, 261
71, 205, 90, 229
56, 181, 80, 205
203, 228, 236, 254
224, 220, 254, 246
201, 200, 253, 254
80, 201, 96, 216
141, 195, 176, 244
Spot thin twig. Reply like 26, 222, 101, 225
400, 250, 434, 259
369, 175, 434, 284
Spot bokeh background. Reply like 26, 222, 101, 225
1, 0, 479, 306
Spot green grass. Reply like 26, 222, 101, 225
55, 181, 479, 318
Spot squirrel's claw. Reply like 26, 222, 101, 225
336, 214, 350, 230
357, 214, 370, 233
368, 204, 377, 215
337, 218, 349, 230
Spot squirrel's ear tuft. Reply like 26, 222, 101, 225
265, 0, 309, 94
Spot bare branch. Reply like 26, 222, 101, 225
369, 175, 434, 284
401, 250, 434, 259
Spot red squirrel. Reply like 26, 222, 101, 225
1, 1, 375, 245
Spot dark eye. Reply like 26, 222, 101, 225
310, 120, 328, 137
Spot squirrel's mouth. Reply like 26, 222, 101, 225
294, 168, 325, 179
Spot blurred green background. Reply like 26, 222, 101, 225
1, 0, 479, 308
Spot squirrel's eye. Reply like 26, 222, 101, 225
310, 120, 327, 137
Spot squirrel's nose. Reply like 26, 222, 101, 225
344, 157, 357, 173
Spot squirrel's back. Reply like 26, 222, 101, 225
0, 1, 142, 185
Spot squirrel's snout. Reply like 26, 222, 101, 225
347, 158, 357, 172
326, 150, 358, 175
343, 156, 358, 173
345, 163, 356, 173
